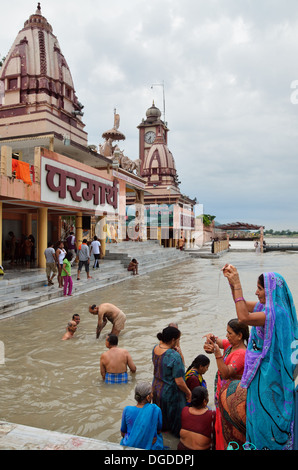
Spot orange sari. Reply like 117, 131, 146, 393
214, 340, 246, 450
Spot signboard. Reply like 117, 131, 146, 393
41, 157, 119, 213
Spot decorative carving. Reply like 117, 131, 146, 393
99, 138, 116, 158
111, 147, 141, 176
99, 111, 141, 176
38, 30, 47, 76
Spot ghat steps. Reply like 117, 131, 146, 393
0, 240, 191, 318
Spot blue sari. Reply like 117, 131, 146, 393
241, 272, 298, 450
120, 403, 164, 450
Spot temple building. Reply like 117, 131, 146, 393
0, 4, 146, 267
126, 102, 196, 246
0, 3, 87, 146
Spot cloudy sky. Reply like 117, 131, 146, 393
1, 1, 298, 230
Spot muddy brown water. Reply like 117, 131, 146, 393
1, 244, 298, 449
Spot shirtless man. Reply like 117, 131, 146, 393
127, 258, 138, 275
100, 333, 136, 384
88, 303, 126, 338
62, 320, 77, 340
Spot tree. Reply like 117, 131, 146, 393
198, 214, 216, 227
0, 55, 6, 67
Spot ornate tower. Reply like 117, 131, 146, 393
137, 102, 180, 191
0, 3, 87, 147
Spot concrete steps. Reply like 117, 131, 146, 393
105, 240, 189, 268
0, 241, 191, 319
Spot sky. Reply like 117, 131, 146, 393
1, 0, 298, 230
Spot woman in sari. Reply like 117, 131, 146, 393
223, 265, 298, 450
204, 319, 249, 449
185, 354, 210, 391
152, 326, 191, 437
120, 382, 164, 450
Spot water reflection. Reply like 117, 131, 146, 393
1, 248, 298, 448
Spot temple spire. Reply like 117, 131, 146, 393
36, 3, 41, 15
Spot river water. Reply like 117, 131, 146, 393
0, 238, 298, 449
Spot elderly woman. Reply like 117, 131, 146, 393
204, 318, 249, 450
120, 382, 164, 450
178, 386, 216, 451
152, 326, 191, 437
223, 264, 298, 450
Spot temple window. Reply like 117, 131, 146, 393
8, 78, 18, 90
65, 86, 72, 99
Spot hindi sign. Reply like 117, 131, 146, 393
41, 157, 118, 213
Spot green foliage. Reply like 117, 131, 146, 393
264, 229, 298, 236
0, 55, 6, 67
196, 214, 216, 227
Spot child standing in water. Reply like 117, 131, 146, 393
62, 252, 73, 296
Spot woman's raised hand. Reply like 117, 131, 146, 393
222, 264, 241, 288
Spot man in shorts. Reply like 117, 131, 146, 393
88, 302, 126, 338
44, 241, 57, 286
100, 333, 136, 384
77, 239, 92, 280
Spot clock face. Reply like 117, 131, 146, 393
145, 131, 156, 144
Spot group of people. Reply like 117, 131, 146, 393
45, 235, 139, 293
60, 265, 298, 451
7, 231, 35, 266
44, 235, 103, 294
145, 266, 298, 451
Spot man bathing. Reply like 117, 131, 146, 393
100, 333, 136, 384
62, 320, 77, 340
89, 302, 126, 338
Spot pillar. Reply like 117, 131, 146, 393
100, 216, 106, 257
260, 226, 264, 253
157, 227, 161, 245
37, 208, 48, 268
76, 212, 83, 246
0, 146, 12, 177
0, 202, 2, 265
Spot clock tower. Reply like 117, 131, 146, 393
138, 101, 168, 163
137, 102, 180, 192
133, 102, 195, 248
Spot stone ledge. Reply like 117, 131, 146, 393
0, 421, 135, 450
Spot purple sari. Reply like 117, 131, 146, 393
241, 272, 298, 450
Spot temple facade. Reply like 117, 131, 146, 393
0, 4, 146, 267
